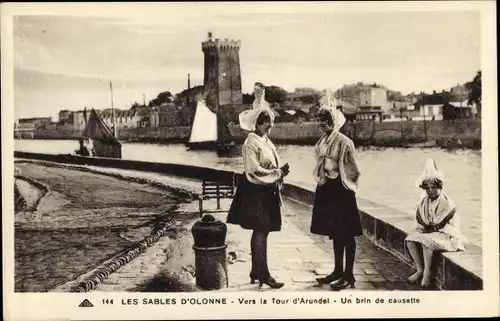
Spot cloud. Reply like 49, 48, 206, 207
11, 11, 480, 119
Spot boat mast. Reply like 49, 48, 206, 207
422, 91, 427, 141
110, 81, 117, 138
187, 73, 191, 127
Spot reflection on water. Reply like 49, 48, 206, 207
14, 139, 482, 246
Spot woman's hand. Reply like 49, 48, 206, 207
280, 163, 290, 178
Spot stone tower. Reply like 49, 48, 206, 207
202, 32, 243, 109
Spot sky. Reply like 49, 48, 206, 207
12, 4, 481, 120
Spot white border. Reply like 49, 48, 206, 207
2, 2, 498, 319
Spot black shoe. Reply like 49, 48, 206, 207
330, 275, 356, 291
250, 273, 258, 284
258, 276, 284, 289
316, 271, 343, 284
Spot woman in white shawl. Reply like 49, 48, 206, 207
226, 82, 289, 289
310, 91, 363, 291
406, 157, 465, 288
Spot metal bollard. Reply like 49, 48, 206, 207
191, 214, 228, 290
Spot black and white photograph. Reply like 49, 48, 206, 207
2, 1, 498, 320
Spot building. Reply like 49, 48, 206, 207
293, 87, 319, 96
146, 106, 160, 128
95, 109, 141, 131
335, 82, 389, 106
356, 86, 389, 121
158, 103, 182, 127
359, 86, 388, 108
405, 92, 420, 104
169, 85, 205, 127
17, 121, 36, 131
336, 99, 357, 122
202, 32, 243, 109
55, 110, 88, 131
443, 100, 476, 120
450, 84, 469, 97
335, 83, 362, 105
58, 110, 73, 124
73, 111, 87, 131
421, 104, 444, 120
272, 107, 309, 123
283, 92, 317, 116
18, 117, 52, 129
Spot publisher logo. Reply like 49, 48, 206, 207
79, 299, 94, 308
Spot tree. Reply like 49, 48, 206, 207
174, 86, 204, 107
241, 85, 288, 105
240, 85, 285, 105
387, 91, 404, 102
265, 85, 288, 104
148, 91, 174, 107
130, 102, 142, 109
465, 71, 481, 115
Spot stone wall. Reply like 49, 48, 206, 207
119, 126, 191, 143
33, 128, 82, 140
117, 119, 481, 148
31, 119, 480, 148
13, 151, 483, 290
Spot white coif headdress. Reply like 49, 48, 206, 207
415, 157, 445, 188
239, 85, 275, 131
318, 90, 346, 132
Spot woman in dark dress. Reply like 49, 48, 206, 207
310, 93, 363, 291
227, 83, 289, 289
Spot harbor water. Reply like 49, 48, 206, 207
14, 139, 482, 246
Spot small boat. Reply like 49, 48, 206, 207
406, 139, 437, 148
186, 99, 238, 153
75, 82, 122, 159
80, 108, 122, 158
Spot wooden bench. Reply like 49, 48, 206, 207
198, 175, 238, 217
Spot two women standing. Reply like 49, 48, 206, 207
227, 86, 362, 291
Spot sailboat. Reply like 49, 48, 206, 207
186, 99, 237, 153
76, 81, 122, 159
81, 108, 122, 158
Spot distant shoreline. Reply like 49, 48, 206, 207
23, 119, 481, 151
17, 136, 481, 150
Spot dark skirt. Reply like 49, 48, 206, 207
310, 176, 363, 240
226, 173, 282, 232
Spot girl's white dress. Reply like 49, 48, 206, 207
405, 193, 465, 252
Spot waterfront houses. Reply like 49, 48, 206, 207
19, 117, 52, 129
58, 110, 87, 131
24, 79, 478, 139
55, 108, 142, 133
98, 109, 142, 130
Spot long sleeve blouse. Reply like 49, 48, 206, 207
243, 133, 283, 185
313, 131, 361, 192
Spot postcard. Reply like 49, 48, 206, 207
2, 1, 498, 319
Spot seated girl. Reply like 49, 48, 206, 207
405, 157, 466, 289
